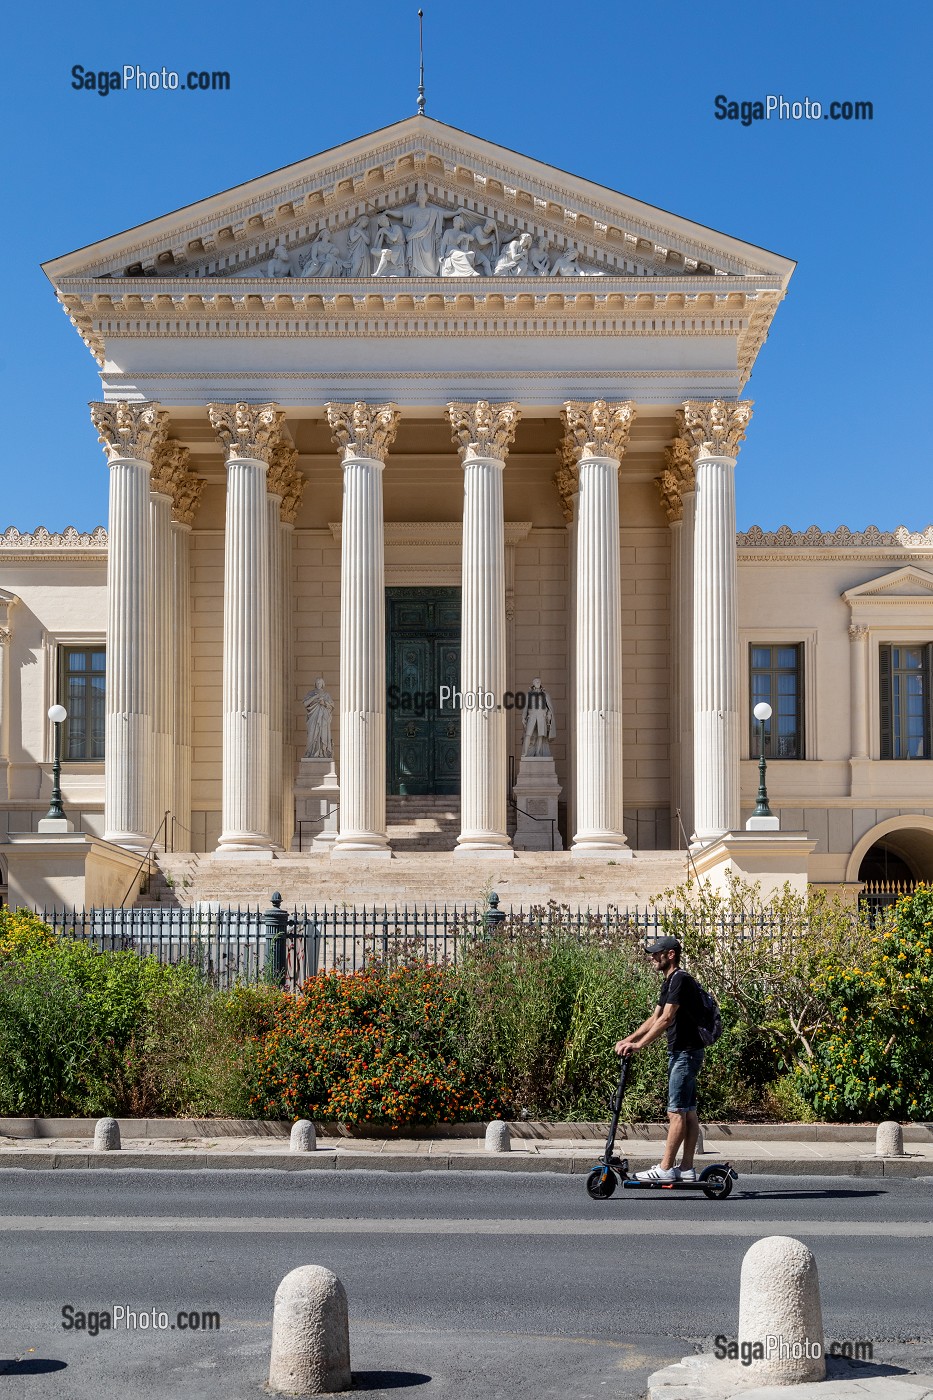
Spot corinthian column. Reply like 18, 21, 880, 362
849, 624, 870, 760
209, 402, 285, 852
91, 401, 167, 852
327, 402, 400, 857
681, 399, 753, 842
169, 457, 203, 850
447, 401, 520, 856
562, 399, 636, 857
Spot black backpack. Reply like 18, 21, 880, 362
696, 985, 723, 1046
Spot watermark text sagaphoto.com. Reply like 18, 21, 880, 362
713, 1336, 874, 1365
714, 95, 873, 126
61, 1305, 221, 1336
71, 66, 230, 95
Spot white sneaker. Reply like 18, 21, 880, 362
679, 1166, 698, 1182
635, 1163, 680, 1182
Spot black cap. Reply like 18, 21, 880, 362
644, 935, 682, 955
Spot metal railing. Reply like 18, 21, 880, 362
31, 897, 815, 992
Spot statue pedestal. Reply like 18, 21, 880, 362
291, 758, 339, 851
512, 755, 563, 851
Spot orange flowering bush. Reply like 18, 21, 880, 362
249, 961, 505, 1127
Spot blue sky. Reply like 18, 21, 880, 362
3, 0, 929, 532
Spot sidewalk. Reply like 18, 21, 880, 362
2, 1120, 932, 1174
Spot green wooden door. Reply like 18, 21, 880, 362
386, 589, 461, 796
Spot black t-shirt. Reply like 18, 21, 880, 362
657, 968, 705, 1053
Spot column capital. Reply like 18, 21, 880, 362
267, 439, 306, 524
446, 400, 521, 464
91, 401, 168, 464
678, 399, 753, 461
553, 439, 579, 523
655, 438, 696, 522
848, 623, 870, 642
150, 440, 204, 526
208, 402, 285, 464
326, 401, 400, 463
560, 400, 636, 462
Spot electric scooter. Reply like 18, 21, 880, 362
586, 1052, 738, 1201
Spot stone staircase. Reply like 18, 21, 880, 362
147, 846, 690, 911
385, 795, 461, 851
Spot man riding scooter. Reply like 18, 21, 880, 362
615, 935, 707, 1182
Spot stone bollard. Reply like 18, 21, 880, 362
738, 1235, 825, 1384
268, 1265, 351, 1396
290, 1120, 317, 1153
695, 1125, 705, 1156
94, 1118, 121, 1151
876, 1120, 905, 1157
485, 1120, 511, 1153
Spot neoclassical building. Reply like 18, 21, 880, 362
2, 116, 932, 903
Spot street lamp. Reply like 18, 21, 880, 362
44, 704, 68, 823
752, 700, 774, 820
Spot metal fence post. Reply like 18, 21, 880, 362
263, 891, 290, 986
484, 890, 506, 936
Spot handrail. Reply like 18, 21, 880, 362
117, 810, 170, 909
295, 804, 339, 853
507, 794, 557, 851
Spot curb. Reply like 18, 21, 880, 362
0, 1151, 931, 1175
3, 1117, 933, 1142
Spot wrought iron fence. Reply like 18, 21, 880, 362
37, 897, 806, 993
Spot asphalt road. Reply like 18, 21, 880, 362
0, 1168, 931, 1399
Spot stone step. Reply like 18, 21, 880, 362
148, 849, 690, 911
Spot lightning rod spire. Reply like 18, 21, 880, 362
417, 10, 426, 115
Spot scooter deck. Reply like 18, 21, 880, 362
619, 1177, 714, 1189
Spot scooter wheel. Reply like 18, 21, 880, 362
700, 1168, 733, 1200
586, 1167, 617, 1200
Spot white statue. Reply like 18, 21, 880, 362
494, 233, 532, 276
303, 677, 334, 759
529, 236, 552, 276
266, 242, 294, 277
385, 188, 450, 276
371, 215, 406, 277
549, 245, 604, 276
300, 228, 342, 277
344, 216, 372, 277
521, 677, 556, 758
438, 216, 480, 277
469, 218, 499, 275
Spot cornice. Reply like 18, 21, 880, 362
58, 280, 782, 381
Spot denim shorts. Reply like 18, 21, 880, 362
667, 1047, 705, 1113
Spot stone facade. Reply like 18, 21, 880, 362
2, 116, 931, 899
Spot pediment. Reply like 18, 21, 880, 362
844, 566, 933, 604
43, 115, 794, 287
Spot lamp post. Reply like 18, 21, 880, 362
44, 704, 68, 822
752, 700, 774, 820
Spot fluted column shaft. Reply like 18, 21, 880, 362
171, 520, 193, 846
149, 488, 174, 839
693, 453, 740, 840
280, 521, 297, 845
573, 452, 627, 852
0, 624, 11, 802
104, 453, 155, 849
335, 453, 389, 852
218, 451, 273, 849
458, 452, 510, 852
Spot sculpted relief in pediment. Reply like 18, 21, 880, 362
227, 188, 607, 280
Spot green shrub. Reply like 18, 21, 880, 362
250, 961, 503, 1127
795, 886, 933, 1120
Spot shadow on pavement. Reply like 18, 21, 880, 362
734, 1188, 885, 1200
0, 1357, 68, 1375
351, 1372, 432, 1391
